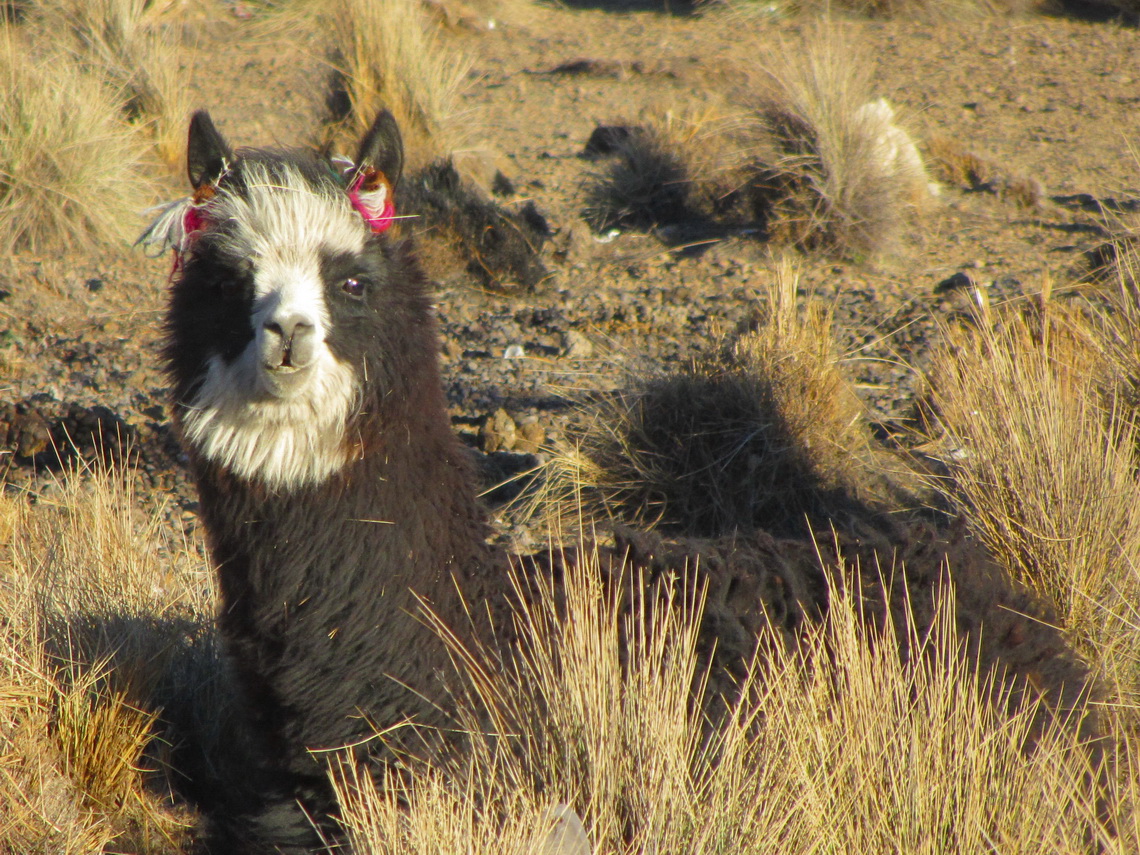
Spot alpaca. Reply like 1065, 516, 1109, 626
143, 110, 514, 852
143, 111, 1098, 853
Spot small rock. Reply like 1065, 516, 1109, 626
561, 330, 594, 359
934, 271, 974, 293
480, 408, 517, 452
6, 408, 51, 458
543, 58, 641, 78
503, 344, 525, 359
440, 338, 462, 361
515, 420, 545, 454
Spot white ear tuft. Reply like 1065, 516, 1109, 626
531, 804, 591, 855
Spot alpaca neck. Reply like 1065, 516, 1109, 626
193, 381, 491, 612
187, 360, 496, 762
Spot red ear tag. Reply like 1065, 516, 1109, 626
182, 183, 216, 243
348, 168, 395, 233
170, 184, 217, 277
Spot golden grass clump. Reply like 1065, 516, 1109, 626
584, 109, 739, 233
583, 30, 934, 257
744, 26, 932, 258
33, 0, 192, 168
0, 470, 212, 854
527, 261, 892, 537
1087, 207, 1140, 295
334, 763, 592, 855
334, 546, 1135, 854
926, 302, 1140, 698
1094, 259, 1140, 417
584, 124, 693, 233
322, 0, 473, 165
0, 36, 154, 254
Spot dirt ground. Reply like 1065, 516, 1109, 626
1, 1, 1138, 544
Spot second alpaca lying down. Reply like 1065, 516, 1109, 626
143, 109, 1098, 854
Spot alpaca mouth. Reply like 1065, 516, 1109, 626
264, 355, 305, 373
261, 338, 317, 376
258, 355, 316, 399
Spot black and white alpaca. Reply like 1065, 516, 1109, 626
146, 111, 512, 853
147, 112, 1098, 854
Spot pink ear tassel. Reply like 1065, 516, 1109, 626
169, 188, 215, 274
182, 204, 210, 243
348, 168, 396, 233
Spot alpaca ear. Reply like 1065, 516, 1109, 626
187, 110, 233, 190
355, 110, 404, 190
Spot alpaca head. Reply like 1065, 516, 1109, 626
149, 110, 434, 491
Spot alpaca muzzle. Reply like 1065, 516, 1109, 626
260, 313, 320, 395
264, 314, 316, 366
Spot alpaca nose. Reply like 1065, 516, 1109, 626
263, 313, 317, 368
265, 313, 311, 343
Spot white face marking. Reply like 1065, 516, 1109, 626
180, 161, 372, 490
181, 350, 358, 490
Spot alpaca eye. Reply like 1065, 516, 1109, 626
342, 277, 367, 298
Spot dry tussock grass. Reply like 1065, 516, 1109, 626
0, 469, 212, 854
398, 158, 551, 292
321, 0, 473, 165
1095, 253, 1140, 412
926, 299, 1140, 700
584, 123, 694, 234
586, 26, 935, 259
744, 25, 932, 257
336, 546, 1136, 853
0, 0, 190, 254
523, 260, 900, 537
0, 33, 153, 254
1091, 205, 1140, 290
33, 0, 192, 168
584, 108, 741, 233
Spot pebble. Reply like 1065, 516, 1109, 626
934, 271, 974, 293
480, 408, 517, 453
561, 330, 594, 358
515, 420, 546, 454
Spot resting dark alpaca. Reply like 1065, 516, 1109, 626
144, 112, 1099, 854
